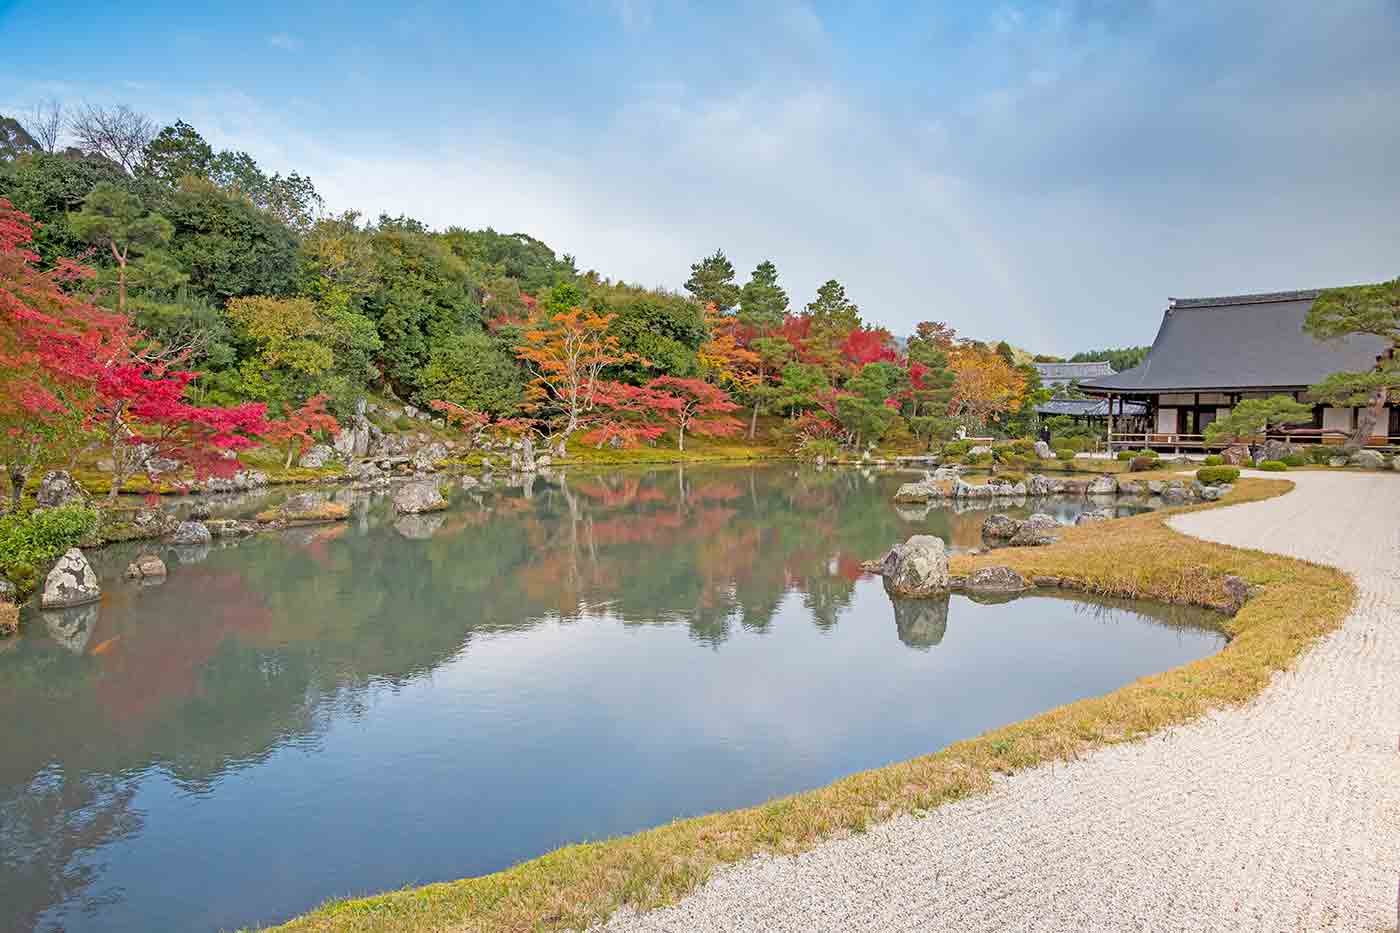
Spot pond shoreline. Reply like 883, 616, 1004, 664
268, 475, 1353, 933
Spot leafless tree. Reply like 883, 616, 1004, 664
69, 103, 154, 173
28, 99, 64, 152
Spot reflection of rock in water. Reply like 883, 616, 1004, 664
890, 593, 950, 649
169, 544, 211, 565
395, 513, 445, 540
893, 504, 930, 522
43, 604, 99, 654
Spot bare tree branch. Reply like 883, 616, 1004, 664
69, 103, 154, 173
28, 99, 63, 153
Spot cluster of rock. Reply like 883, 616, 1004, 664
895, 471, 1191, 504
981, 512, 1062, 547
865, 535, 1040, 598
393, 480, 449, 515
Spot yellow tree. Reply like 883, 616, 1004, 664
949, 343, 1026, 428
515, 306, 635, 447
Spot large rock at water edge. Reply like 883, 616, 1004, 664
41, 548, 101, 609
394, 480, 448, 515
962, 566, 1031, 593
170, 521, 212, 547
1350, 449, 1385, 470
981, 513, 1021, 540
1086, 476, 1117, 496
877, 535, 950, 598
35, 470, 88, 509
1009, 512, 1060, 547
894, 481, 942, 503
125, 553, 168, 580
411, 442, 449, 473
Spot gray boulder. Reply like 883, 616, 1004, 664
170, 521, 212, 547
411, 442, 449, 472
1026, 474, 1058, 496
40, 548, 101, 609
876, 535, 950, 598
0, 579, 15, 604
1086, 476, 1117, 496
1009, 512, 1060, 547
963, 566, 1031, 593
1221, 444, 1252, 466
1350, 449, 1385, 470
1327, 456, 1349, 468
203, 470, 268, 493
35, 470, 88, 509
981, 514, 1021, 540
393, 480, 448, 515
894, 481, 941, 503
1257, 440, 1298, 463
1034, 440, 1054, 459
298, 444, 336, 468
125, 553, 168, 580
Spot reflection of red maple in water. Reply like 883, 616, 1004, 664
92, 568, 274, 733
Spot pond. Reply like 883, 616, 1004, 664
0, 465, 1222, 933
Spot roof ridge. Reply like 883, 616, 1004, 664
1168, 289, 1324, 309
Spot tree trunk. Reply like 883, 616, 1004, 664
1346, 386, 1390, 451
111, 242, 128, 314
284, 443, 297, 470
677, 425, 686, 451
749, 401, 760, 439
8, 466, 27, 511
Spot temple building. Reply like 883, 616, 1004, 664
1081, 289, 1391, 451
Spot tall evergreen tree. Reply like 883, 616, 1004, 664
684, 249, 740, 312
738, 260, 788, 331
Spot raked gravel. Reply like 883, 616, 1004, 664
602, 470, 1400, 932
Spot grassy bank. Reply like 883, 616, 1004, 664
267, 476, 1351, 933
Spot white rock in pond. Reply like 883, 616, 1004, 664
1009, 512, 1060, 547
41, 548, 101, 609
125, 553, 168, 579
1086, 475, 1118, 495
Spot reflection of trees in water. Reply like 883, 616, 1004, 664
0, 769, 142, 932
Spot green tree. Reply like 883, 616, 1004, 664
906, 327, 957, 448
165, 178, 299, 304
1204, 395, 1314, 445
417, 330, 524, 416
774, 362, 831, 416
590, 283, 707, 382
802, 279, 862, 371
1068, 346, 1150, 372
837, 362, 905, 448
69, 182, 177, 312
1305, 279, 1400, 448
0, 150, 134, 265
0, 115, 40, 161
738, 260, 788, 332
139, 120, 215, 184
684, 249, 740, 312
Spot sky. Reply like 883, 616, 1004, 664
2, 0, 1398, 353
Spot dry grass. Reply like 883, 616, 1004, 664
268, 477, 1352, 933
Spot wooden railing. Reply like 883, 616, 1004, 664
1109, 430, 1400, 451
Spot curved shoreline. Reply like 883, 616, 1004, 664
266, 474, 1366, 932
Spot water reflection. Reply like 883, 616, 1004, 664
0, 465, 1212, 933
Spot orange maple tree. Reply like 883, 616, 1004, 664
515, 306, 637, 446
948, 344, 1026, 427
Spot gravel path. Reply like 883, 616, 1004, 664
603, 471, 1400, 932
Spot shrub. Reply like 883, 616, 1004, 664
0, 506, 99, 593
1136, 449, 1159, 459
1281, 453, 1308, 467
1258, 460, 1288, 472
1116, 450, 1134, 461
798, 438, 840, 462
962, 451, 993, 466
395, 415, 417, 431
993, 472, 1026, 485
943, 440, 972, 457
1307, 445, 1335, 464
1202, 454, 1225, 466
1008, 438, 1037, 457
1196, 466, 1241, 486
1055, 448, 1075, 461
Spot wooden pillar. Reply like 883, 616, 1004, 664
1107, 393, 1115, 452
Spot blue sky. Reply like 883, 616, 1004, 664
3, 0, 1398, 353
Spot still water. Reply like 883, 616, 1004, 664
0, 465, 1222, 932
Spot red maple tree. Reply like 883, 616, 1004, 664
265, 394, 339, 468
644, 376, 742, 451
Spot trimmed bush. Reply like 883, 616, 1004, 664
1202, 454, 1225, 466
1307, 445, 1335, 464
1258, 460, 1288, 472
1055, 448, 1075, 461
1008, 438, 1037, 457
1116, 450, 1134, 461
943, 440, 972, 457
993, 471, 1026, 485
962, 451, 993, 466
1281, 453, 1308, 467
1196, 466, 1241, 486
1135, 448, 1159, 459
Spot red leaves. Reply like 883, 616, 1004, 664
266, 394, 338, 466
581, 377, 741, 450
840, 326, 897, 366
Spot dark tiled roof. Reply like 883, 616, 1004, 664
1083, 289, 1388, 393
1033, 361, 1115, 385
1036, 398, 1146, 417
